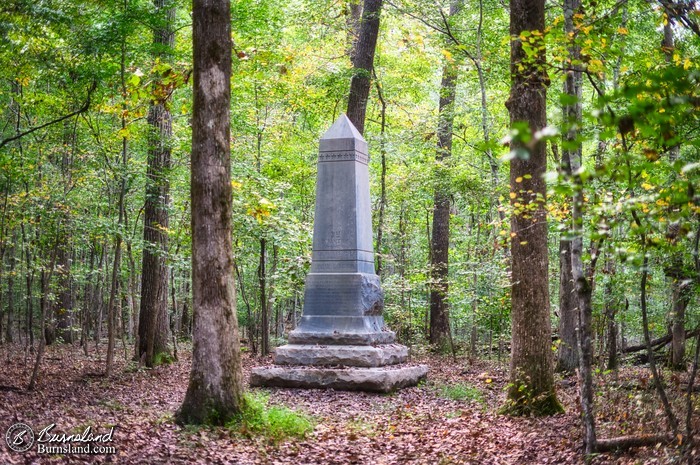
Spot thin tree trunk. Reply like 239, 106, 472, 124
106, 30, 129, 376
28, 238, 60, 391
429, 0, 460, 353
639, 253, 679, 435
346, 0, 382, 135
557, 0, 583, 375
604, 260, 618, 370
259, 238, 268, 356
177, 0, 245, 424
374, 74, 387, 276
6, 242, 15, 343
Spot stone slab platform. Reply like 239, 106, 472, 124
250, 365, 428, 393
274, 344, 408, 367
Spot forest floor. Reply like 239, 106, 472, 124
0, 342, 697, 464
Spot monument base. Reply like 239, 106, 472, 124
274, 343, 407, 367
250, 364, 428, 393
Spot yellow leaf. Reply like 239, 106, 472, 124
485, 378, 492, 384
641, 182, 653, 190
617, 27, 628, 35
515, 176, 523, 183
509, 192, 517, 199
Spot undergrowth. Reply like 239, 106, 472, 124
229, 392, 314, 442
436, 382, 484, 403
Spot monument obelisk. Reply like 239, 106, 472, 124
251, 115, 427, 392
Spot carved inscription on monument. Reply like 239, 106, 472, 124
318, 150, 369, 164
324, 228, 344, 247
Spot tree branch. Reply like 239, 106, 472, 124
0, 81, 97, 150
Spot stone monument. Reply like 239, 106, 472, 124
251, 115, 427, 393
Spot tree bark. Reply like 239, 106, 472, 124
604, 261, 618, 370
504, 0, 561, 415
346, 0, 382, 135
556, 0, 583, 375
139, 0, 175, 367
259, 237, 268, 356
6, 242, 15, 343
177, 0, 245, 425
345, 0, 362, 62
429, 0, 460, 353
662, 21, 690, 371
107, 28, 130, 377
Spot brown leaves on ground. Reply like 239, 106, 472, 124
0, 343, 695, 464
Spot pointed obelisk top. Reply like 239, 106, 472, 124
319, 114, 368, 156
322, 114, 365, 142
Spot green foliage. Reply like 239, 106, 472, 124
436, 382, 484, 403
154, 351, 175, 366
229, 392, 314, 442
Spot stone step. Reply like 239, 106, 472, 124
274, 343, 408, 367
250, 364, 428, 393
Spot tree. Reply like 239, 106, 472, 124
504, 0, 562, 415
555, 0, 583, 376
429, 0, 461, 353
346, 0, 382, 135
176, 0, 245, 425
138, 0, 175, 367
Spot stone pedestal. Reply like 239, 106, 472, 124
251, 115, 427, 393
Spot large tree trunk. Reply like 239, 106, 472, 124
429, 0, 460, 353
346, 0, 382, 135
138, 0, 175, 367
177, 0, 245, 425
504, 0, 561, 415
345, 0, 362, 62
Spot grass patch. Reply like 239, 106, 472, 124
436, 382, 484, 403
229, 392, 314, 442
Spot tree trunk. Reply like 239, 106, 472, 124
177, 0, 245, 425
374, 74, 387, 276
662, 22, 689, 371
345, 0, 362, 62
557, 232, 578, 372
259, 237, 268, 356
429, 0, 460, 353
54, 243, 73, 343
670, 280, 690, 368
139, 0, 175, 367
346, 0, 382, 135
504, 0, 561, 415
556, 0, 584, 375
6, 242, 15, 343
107, 32, 130, 377
604, 261, 618, 370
